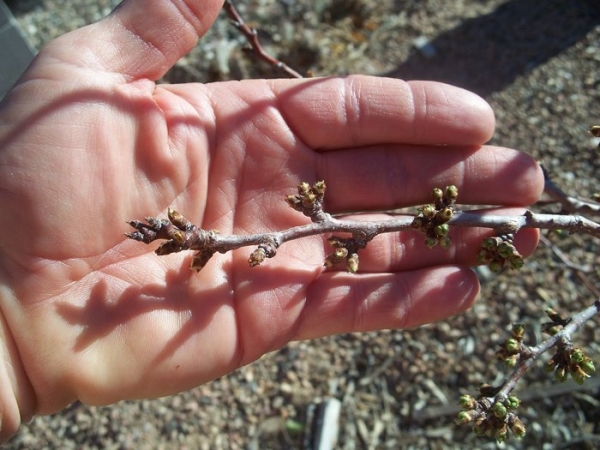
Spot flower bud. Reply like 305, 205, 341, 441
458, 394, 477, 410
455, 411, 476, 424
444, 185, 459, 201
422, 204, 436, 219
497, 241, 516, 259
509, 417, 526, 439
511, 323, 525, 340
570, 348, 585, 363
434, 224, 450, 237
580, 359, 596, 375
504, 395, 520, 410
505, 338, 521, 354
492, 401, 507, 418
436, 207, 454, 222
346, 253, 359, 274
432, 187, 443, 199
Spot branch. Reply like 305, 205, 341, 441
223, 0, 304, 78
126, 181, 600, 272
542, 166, 600, 217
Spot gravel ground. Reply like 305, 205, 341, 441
4, 0, 600, 448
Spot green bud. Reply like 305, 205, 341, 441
434, 223, 450, 237
422, 204, 436, 219
298, 181, 311, 195
444, 185, 459, 201
492, 402, 507, 418
432, 187, 443, 199
570, 348, 585, 363
504, 395, 520, 410
497, 241, 516, 259
505, 338, 521, 354
459, 394, 477, 410
581, 359, 596, 375
455, 411, 476, 424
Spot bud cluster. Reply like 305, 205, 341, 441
324, 236, 363, 273
477, 234, 524, 273
456, 393, 525, 443
496, 324, 526, 368
285, 180, 327, 221
411, 185, 458, 248
541, 309, 596, 384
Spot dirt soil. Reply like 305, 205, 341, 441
4, 0, 600, 448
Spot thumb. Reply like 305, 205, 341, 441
41, 0, 225, 81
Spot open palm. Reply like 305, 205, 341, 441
0, 0, 543, 436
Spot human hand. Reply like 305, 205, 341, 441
0, 0, 544, 439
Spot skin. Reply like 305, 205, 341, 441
0, 0, 544, 440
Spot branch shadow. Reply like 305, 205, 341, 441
386, 0, 600, 97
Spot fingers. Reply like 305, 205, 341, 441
40, 0, 225, 80
295, 266, 479, 340
317, 144, 544, 212
272, 76, 496, 149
